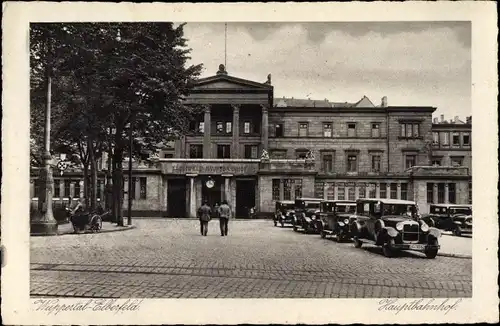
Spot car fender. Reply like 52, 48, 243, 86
351, 221, 363, 236
428, 227, 441, 239
381, 226, 398, 239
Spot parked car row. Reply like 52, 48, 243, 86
273, 198, 473, 259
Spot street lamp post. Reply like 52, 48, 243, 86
127, 119, 133, 226
30, 68, 58, 235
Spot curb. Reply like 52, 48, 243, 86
30, 224, 137, 237
437, 252, 471, 259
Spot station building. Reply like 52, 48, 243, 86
30, 65, 472, 217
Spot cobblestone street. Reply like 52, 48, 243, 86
30, 219, 472, 298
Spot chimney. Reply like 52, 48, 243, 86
466, 116, 472, 124
440, 114, 444, 123
433, 117, 438, 124
454, 116, 459, 123
381, 96, 388, 107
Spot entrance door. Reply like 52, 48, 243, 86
236, 180, 256, 218
201, 177, 223, 208
167, 179, 187, 217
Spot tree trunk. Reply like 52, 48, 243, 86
112, 131, 124, 226
82, 164, 89, 207
89, 138, 98, 212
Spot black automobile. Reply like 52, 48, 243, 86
292, 197, 322, 233
273, 200, 296, 227
421, 204, 472, 236
350, 199, 441, 258
317, 200, 356, 241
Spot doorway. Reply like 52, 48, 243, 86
201, 176, 223, 208
167, 179, 187, 217
236, 179, 256, 218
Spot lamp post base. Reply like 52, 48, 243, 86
30, 221, 58, 236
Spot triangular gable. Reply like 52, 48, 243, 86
354, 96, 375, 108
193, 74, 272, 91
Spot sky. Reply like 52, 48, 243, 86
182, 22, 471, 120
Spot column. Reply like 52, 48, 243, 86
187, 174, 197, 218
386, 183, 391, 200
135, 177, 141, 200
203, 105, 211, 158
323, 182, 328, 200
99, 180, 105, 202
261, 104, 269, 151
397, 182, 402, 200
161, 177, 168, 213
376, 183, 381, 198
70, 181, 76, 199
354, 185, 359, 200
334, 184, 339, 200
232, 105, 240, 159
433, 183, 438, 204
223, 175, 232, 202
444, 183, 449, 204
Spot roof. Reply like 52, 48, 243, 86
274, 97, 355, 108
296, 197, 323, 202
357, 198, 416, 205
431, 204, 472, 208
321, 200, 356, 205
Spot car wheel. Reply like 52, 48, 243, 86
280, 221, 285, 228
382, 238, 395, 258
274, 220, 277, 227
320, 230, 326, 239
353, 237, 363, 248
293, 224, 298, 232
425, 239, 439, 259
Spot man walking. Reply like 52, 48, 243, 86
197, 200, 212, 236
218, 200, 232, 236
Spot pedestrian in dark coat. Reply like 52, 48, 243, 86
218, 200, 232, 236
198, 200, 212, 236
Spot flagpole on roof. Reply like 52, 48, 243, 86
224, 22, 227, 69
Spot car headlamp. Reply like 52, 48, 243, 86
420, 222, 429, 232
344, 219, 349, 224
396, 222, 404, 231
454, 220, 462, 225
311, 215, 316, 220
285, 212, 289, 217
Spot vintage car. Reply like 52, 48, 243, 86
292, 197, 322, 233
273, 200, 296, 227
421, 204, 472, 236
317, 200, 356, 241
350, 198, 441, 258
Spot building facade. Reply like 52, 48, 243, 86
30, 65, 472, 217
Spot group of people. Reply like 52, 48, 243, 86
197, 200, 232, 236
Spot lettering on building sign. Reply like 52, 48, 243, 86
170, 164, 249, 175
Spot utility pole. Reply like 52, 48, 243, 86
30, 34, 58, 235
127, 118, 134, 226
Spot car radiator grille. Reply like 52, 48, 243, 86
402, 224, 419, 242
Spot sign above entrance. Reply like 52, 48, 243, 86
162, 162, 259, 176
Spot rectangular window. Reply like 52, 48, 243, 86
272, 179, 280, 201
451, 156, 463, 167
427, 183, 434, 203
34, 179, 41, 198
74, 181, 81, 198
217, 145, 231, 159
189, 145, 203, 158
448, 183, 456, 204
347, 123, 356, 137
452, 132, 460, 146
296, 151, 308, 159
315, 182, 325, 199
283, 179, 292, 200
294, 179, 303, 199
271, 150, 287, 159
139, 177, 147, 199
400, 123, 420, 138
275, 124, 284, 137
337, 187, 345, 200
358, 185, 366, 199
298, 123, 308, 137
380, 183, 387, 199
368, 183, 376, 198
64, 180, 71, 198
129, 177, 137, 200
390, 183, 397, 199
97, 180, 103, 199
216, 121, 224, 133
348, 187, 355, 201
325, 183, 334, 200
371, 155, 381, 172
405, 155, 416, 169
323, 154, 333, 172
54, 180, 61, 198
468, 181, 472, 204
347, 154, 358, 172
163, 153, 173, 158
323, 123, 332, 137
441, 132, 450, 145
437, 183, 445, 203
432, 132, 439, 145
431, 157, 442, 166
244, 145, 258, 159
401, 183, 408, 200
463, 133, 470, 146
371, 123, 380, 137
225, 122, 232, 134
243, 121, 251, 134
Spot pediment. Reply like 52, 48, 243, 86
193, 75, 272, 91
